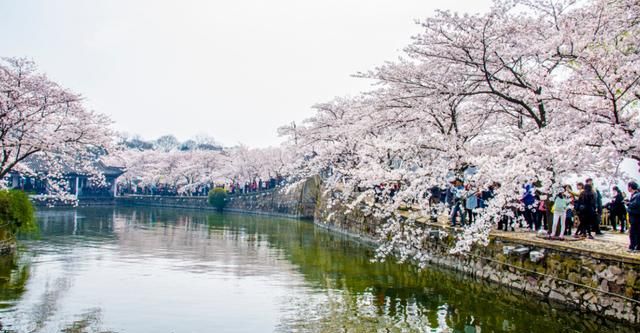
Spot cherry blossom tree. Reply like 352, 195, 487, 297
221, 145, 292, 185
281, 0, 640, 262
112, 147, 227, 195
113, 138, 291, 195
562, 0, 640, 163
0, 57, 113, 197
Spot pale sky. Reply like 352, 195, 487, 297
1, 0, 492, 147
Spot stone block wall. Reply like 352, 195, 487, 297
428, 237, 640, 323
116, 195, 212, 210
32, 197, 117, 208
225, 176, 321, 218
116, 176, 322, 219
313, 191, 381, 242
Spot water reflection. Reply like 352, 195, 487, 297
0, 207, 633, 332
58, 308, 110, 333
0, 254, 30, 310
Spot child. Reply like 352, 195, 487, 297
564, 184, 576, 235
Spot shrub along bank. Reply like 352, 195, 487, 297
0, 190, 37, 254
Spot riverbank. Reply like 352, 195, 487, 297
116, 176, 320, 219
113, 180, 640, 324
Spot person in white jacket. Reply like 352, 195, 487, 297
549, 191, 569, 240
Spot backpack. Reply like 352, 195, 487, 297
538, 200, 546, 211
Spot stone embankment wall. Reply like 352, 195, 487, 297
434, 237, 640, 323
116, 195, 211, 210
32, 197, 117, 208
116, 176, 321, 219
224, 176, 320, 219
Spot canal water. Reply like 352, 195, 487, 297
0, 207, 632, 332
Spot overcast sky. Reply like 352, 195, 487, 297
1, 0, 492, 147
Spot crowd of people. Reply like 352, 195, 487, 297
444, 178, 640, 253
226, 177, 284, 195
118, 183, 211, 197
441, 179, 498, 227
117, 177, 285, 197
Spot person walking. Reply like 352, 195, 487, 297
550, 191, 568, 239
575, 184, 597, 239
607, 186, 627, 233
627, 181, 640, 252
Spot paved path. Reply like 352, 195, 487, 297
492, 228, 639, 261
420, 212, 639, 261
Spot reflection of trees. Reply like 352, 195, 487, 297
277, 288, 442, 333
0, 253, 30, 310
27, 275, 73, 332
0, 253, 114, 333
3, 209, 117, 332
267, 221, 633, 333
111, 208, 293, 277
60, 308, 115, 333
35, 209, 117, 239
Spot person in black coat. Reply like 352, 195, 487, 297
606, 186, 627, 232
575, 184, 597, 239
627, 181, 640, 252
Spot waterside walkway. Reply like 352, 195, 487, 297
420, 214, 640, 262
